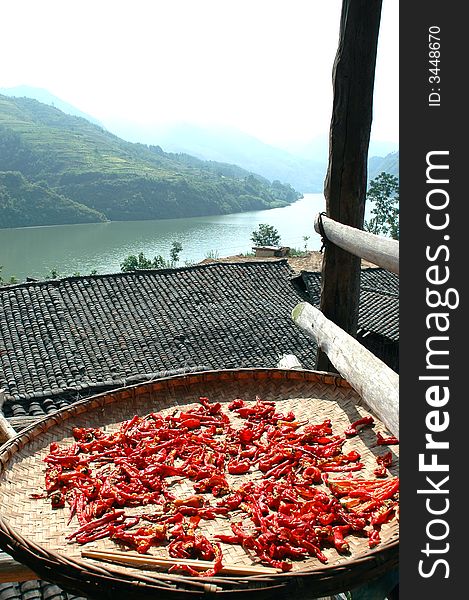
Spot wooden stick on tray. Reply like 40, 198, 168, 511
82, 549, 281, 575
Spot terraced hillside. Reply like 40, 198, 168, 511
0, 95, 301, 227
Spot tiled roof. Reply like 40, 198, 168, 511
0, 260, 317, 417
0, 581, 86, 600
299, 267, 399, 342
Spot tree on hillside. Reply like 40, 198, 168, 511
364, 172, 399, 240
169, 241, 183, 265
250, 224, 281, 247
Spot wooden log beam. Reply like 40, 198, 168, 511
276, 354, 303, 370
318, 0, 383, 372
292, 302, 399, 437
315, 214, 399, 274
0, 389, 16, 445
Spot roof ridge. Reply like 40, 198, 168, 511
0, 259, 292, 291
360, 285, 399, 298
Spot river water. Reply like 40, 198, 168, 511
0, 193, 326, 281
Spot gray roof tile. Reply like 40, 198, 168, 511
1, 261, 316, 415
300, 267, 399, 342
0, 582, 86, 600
1, 262, 399, 418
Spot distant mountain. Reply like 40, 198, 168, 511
103, 120, 328, 193
275, 135, 398, 164
0, 85, 104, 127
368, 142, 399, 161
0, 95, 300, 229
104, 120, 399, 194
368, 151, 399, 181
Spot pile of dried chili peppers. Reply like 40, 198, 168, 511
40, 396, 399, 576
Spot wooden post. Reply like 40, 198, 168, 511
293, 302, 399, 437
318, 0, 383, 371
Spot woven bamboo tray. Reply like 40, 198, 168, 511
0, 369, 399, 599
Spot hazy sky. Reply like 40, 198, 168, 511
1, 0, 398, 149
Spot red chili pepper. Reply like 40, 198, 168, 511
325, 477, 399, 500
168, 563, 200, 576
45, 466, 62, 493
112, 524, 166, 553
290, 537, 328, 564
67, 510, 125, 540
173, 495, 205, 508
235, 407, 258, 419
320, 463, 364, 473
239, 446, 258, 460
331, 525, 351, 552
183, 418, 203, 429
302, 466, 322, 483
199, 397, 222, 415
264, 461, 295, 479
193, 474, 229, 496
268, 543, 306, 560
376, 432, 399, 445
374, 451, 393, 477
258, 552, 293, 571
228, 398, 245, 410
303, 437, 346, 458
344, 416, 374, 436
217, 492, 243, 511
301, 419, 333, 441
238, 428, 254, 445
371, 505, 395, 526
227, 459, 251, 475
40, 394, 399, 576
367, 525, 381, 548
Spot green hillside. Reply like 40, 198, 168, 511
0, 95, 301, 228
0, 171, 106, 227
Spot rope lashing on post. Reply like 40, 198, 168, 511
317, 212, 329, 253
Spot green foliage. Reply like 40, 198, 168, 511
0, 171, 106, 228
0, 95, 301, 228
288, 248, 308, 257
169, 241, 183, 264
0, 265, 17, 285
250, 223, 281, 247
364, 172, 399, 240
120, 243, 184, 272
121, 253, 157, 271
